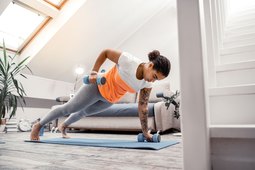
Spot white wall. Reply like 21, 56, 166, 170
117, 0, 180, 91
18, 74, 73, 100
0, 50, 73, 100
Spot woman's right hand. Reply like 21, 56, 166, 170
89, 71, 98, 84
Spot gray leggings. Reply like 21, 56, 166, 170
40, 84, 112, 126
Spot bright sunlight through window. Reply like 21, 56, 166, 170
0, 2, 46, 51
227, 0, 255, 16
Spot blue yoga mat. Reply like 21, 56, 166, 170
25, 138, 179, 150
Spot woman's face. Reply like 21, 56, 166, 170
143, 62, 166, 82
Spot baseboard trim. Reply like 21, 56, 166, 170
210, 124, 255, 138
209, 84, 255, 96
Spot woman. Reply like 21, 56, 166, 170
30, 49, 171, 141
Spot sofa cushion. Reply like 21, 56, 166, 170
89, 103, 154, 117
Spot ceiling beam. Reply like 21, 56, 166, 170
0, 0, 12, 15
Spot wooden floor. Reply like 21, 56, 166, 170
0, 130, 183, 170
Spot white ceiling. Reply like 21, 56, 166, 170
24, 0, 172, 83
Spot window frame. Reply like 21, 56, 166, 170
0, 0, 68, 53
43, 0, 67, 10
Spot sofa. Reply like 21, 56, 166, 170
54, 82, 180, 133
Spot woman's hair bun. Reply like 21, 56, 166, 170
148, 50, 160, 61
147, 50, 171, 77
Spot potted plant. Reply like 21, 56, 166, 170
0, 40, 32, 125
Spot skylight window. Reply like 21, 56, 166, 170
0, 2, 46, 52
0, 0, 67, 53
43, 0, 66, 8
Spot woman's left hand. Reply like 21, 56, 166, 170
144, 132, 153, 142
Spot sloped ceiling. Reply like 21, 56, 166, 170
26, 0, 171, 83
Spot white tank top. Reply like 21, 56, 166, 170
117, 52, 153, 92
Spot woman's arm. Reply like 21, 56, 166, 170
92, 49, 121, 72
138, 87, 153, 141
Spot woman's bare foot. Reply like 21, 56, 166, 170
30, 122, 42, 141
58, 123, 70, 138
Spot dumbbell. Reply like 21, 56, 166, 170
83, 75, 106, 85
137, 131, 161, 143
50, 127, 60, 133
51, 127, 55, 133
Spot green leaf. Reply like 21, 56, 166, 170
0, 39, 31, 119
3, 40, 7, 68
9, 95, 17, 118
20, 74, 27, 79
25, 65, 33, 74
12, 56, 30, 74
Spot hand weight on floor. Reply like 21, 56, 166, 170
83, 75, 106, 85
137, 131, 161, 143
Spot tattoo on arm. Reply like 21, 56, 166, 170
138, 88, 152, 133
